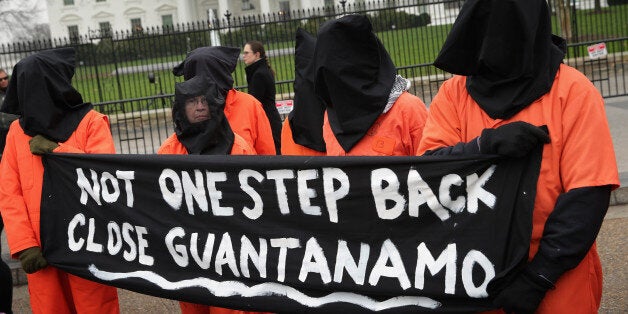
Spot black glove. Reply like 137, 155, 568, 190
492, 267, 555, 314
29, 135, 59, 155
479, 122, 550, 157
18, 246, 48, 274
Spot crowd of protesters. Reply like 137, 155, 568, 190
0, 1, 619, 313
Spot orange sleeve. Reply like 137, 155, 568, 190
280, 118, 325, 156
400, 92, 428, 155
231, 133, 256, 155
53, 111, 116, 154
417, 78, 464, 155
558, 78, 619, 191
250, 99, 277, 155
0, 122, 40, 257
157, 133, 187, 155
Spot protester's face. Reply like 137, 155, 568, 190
242, 44, 259, 66
0, 71, 8, 90
185, 95, 210, 123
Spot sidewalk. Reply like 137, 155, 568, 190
3, 96, 628, 312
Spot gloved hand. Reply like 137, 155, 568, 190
479, 122, 550, 157
491, 267, 554, 314
29, 135, 59, 155
18, 246, 48, 274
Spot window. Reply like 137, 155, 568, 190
242, 0, 254, 10
130, 18, 143, 34
68, 25, 79, 43
63, 0, 74, 5
162, 14, 173, 28
99, 21, 111, 37
279, 1, 290, 19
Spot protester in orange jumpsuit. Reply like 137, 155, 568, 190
0, 48, 120, 313
157, 75, 268, 314
312, 15, 428, 156
158, 75, 253, 155
173, 46, 276, 155
280, 28, 326, 156
417, 1, 620, 313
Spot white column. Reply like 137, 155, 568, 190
177, 0, 192, 23
260, 0, 271, 14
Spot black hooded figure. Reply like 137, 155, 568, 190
313, 14, 428, 155
1, 47, 92, 142
285, 28, 326, 153
433, 0, 566, 120
172, 46, 277, 155
171, 75, 235, 155
418, 1, 618, 313
0, 47, 119, 312
173, 46, 240, 91
313, 14, 395, 152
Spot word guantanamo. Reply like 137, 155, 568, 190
40, 152, 541, 313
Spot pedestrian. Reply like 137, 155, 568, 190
280, 28, 326, 156
242, 40, 282, 155
173, 46, 276, 155
417, 0, 619, 313
313, 14, 428, 156
0, 47, 120, 313
0, 68, 8, 104
158, 74, 267, 314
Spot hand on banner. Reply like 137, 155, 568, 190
491, 267, 554, 314
29, 135, 59, 155
19, 246, 48, 274
479, 122, 550, 157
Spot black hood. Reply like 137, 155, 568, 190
288, 28, 326, 152
0, 47, 91, 142
313, 14, 396, 152
173, 75, 234, 155
173, 46, 240, 91
433, 0, 565, 119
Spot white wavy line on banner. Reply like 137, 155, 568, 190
88, 265, 441, 311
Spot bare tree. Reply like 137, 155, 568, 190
554, 0, 573, 42
0, 0, 50, 44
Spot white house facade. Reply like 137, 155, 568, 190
45, 0, 372, 40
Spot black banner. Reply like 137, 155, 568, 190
41, 152, 541, 313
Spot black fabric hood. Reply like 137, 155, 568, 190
433, 0, 565, 119
173, 46, 240, 91
288, 28, 326, 152
173, 75, 234, 155
0, 47, 91, 142
313, 14, 396, 152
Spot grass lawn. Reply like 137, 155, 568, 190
71, 4, 627, 104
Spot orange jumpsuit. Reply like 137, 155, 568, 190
323, 91, 428, 156
157, 133, 271, 314
280, 119, 326, 156
0, 110, 120, 314
224, 89, 276, 155
157, 132, 254, 155
418, 64, 619, 313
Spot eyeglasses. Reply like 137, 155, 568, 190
185, 96, 208, 107
242, 51, 252, 55
0, 76, 8, 81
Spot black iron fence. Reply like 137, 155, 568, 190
0, 0, 626, 153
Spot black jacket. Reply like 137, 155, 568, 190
245, 58, 282, 154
